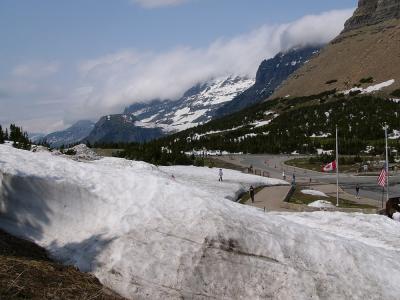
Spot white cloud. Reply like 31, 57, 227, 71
131, 0, 187, 8
76, 9, 353, 115
12, 62, 60, 79
279, 10, 354, 50
1, 8, 354, 133
15, 117, 68, 134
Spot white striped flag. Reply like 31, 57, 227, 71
378, 165, 387, 187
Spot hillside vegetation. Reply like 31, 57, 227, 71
110, 92, 400, 165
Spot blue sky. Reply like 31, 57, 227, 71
0, 0, 356, 133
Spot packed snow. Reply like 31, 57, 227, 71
308, 200, 335, 208
393, 212, 400, 222
301, 189, 329, 197
1, 145, 400, 299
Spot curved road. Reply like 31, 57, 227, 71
235, 154, 400, 206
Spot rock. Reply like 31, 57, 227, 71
343, 0, 400, 32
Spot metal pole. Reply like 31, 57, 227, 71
336, 125, 339, 207
385, 124, 389, 203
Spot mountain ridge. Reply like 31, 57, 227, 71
214, 46, 321, 117
272, 0, 400, 98
343, 0, 400, 32
43, 120, 95, 148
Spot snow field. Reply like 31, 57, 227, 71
1, 145, 400, 299
308, 200, 335, 208
301, 189, 328, 197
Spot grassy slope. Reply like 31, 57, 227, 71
0, 229, 124, 300
273, 19, 400, 98
289, 185, 376, 209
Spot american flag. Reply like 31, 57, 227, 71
377, 164, 387, 187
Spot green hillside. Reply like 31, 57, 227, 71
113, 92, 400, 165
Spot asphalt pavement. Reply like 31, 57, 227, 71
227, 154, 400, 206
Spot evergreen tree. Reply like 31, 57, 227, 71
0, 125, 4, 144
8, 124, 31, 150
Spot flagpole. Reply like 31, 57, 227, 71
336, 125, 339, 207
385, 123, 389, 203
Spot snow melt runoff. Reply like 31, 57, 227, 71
1, 145, 400, 299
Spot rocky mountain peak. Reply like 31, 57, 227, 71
343, 0, 400, 32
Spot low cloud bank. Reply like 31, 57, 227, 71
1, 9, 353, 132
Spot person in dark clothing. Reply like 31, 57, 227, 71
356, 184, 360, 199
249, 185, 255, 203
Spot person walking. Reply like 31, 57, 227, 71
219, 168, 223, 182
282, 171, 286, 180
292, 174, 296, 186
356, 184, 360, 199
249, 185, 255, 203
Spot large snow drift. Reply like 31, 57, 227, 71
1, 145, 400, 300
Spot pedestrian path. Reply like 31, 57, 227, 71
216, 156, 380, 210
245, 185, 293, 211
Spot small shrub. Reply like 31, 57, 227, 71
349, 90, 362, 97
325, 79, 338, 84
359, 77, 374, 84
63, 149, 77, 156
194, 157, 205, 167
390, 89, 400, 97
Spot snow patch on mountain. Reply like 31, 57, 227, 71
125, 76, 254, 133
343, 79, 395, 95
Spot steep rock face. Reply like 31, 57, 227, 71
272, 0, 400, 99
214, 46, 321, 118
85, 114, 163, 144
343, 0, 400, 32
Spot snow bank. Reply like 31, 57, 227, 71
393, 212, 400, 222
1, 145, 400, 300
159, 165, 283, 201
301, 189, 328, 197
308, 200, 335, 208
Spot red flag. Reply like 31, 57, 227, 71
378, 167, 387, 187
322, 160, 337, 172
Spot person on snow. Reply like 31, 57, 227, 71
219, 168, 223, 182
249, 186, 255, 203
356, 184, 360, 199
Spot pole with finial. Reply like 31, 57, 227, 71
385, 123, 389, 203
336, 124, 339, 207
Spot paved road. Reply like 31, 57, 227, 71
231, 154, 400, 206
